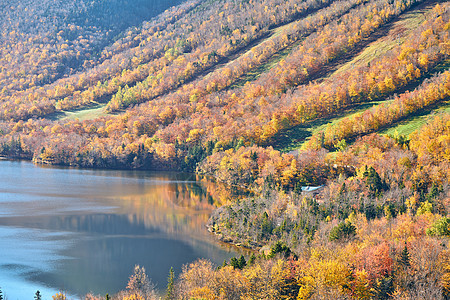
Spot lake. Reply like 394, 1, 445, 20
0, 160, 239, 299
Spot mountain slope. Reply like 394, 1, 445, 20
0, 0, 448, 171
1, 1, 449, 298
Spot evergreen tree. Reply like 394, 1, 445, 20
399, 242, 410, 267
251, 151, 258, 161
268, 241, 292, 258
221, 259, 228, 268
248, 253, 256, 265
329, 221, 356, 241
165, 267, 175, 300
373, 276, 394, 300
260, 211, 273, 238
293, 183, 302, 195
0, 287, 3, 300
229, 255, 247, 270
364, 166, 384, 197
230, 257, 240, 269
238, 255, 247, 269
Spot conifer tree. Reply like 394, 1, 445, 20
230, 257, 239, 269
238, 255, 247, 269
364, 166, 384, 196
373, 276, 394, 300
248, 253, 256, 265
222, 259, 228, 268
399, 242, 410, 267
165, 267, 175, 300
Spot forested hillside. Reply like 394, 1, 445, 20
0, 0, 449, 298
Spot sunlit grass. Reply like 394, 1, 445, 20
273, 100, 393, 152
274, 3, 441, 152
381, 100, 450, 137
332, 5, 427, 75
57, 104, 108, 121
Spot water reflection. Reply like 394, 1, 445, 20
0, 160, 239, 299
27, 236, 225, 297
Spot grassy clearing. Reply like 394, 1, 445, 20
55, 104, 108, 121
331, 4, 428, 76
235, 0, 435, 89
202, 8, 309, 84
377, 58, 450, 135
272, 2, 442, 153
381, 100, 450, 137
272, 100, 393, 152
275, 97, 450, 154
229, 39, 304, 88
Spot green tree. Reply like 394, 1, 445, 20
248, 253, 256, 265
329, 221, 356, 241
373, 276, 394, 300
335, 139, 348, 151
398, 242, 410, 268
230, 255, 247, 269
364, 166, 385, 197
426, 183, 440, 201
260, 211, 273, 238
222, 259, 228, 268
230, 257, 240, 269
268, 241, 291, 258
165, 267, 175, 300
238, 255, 247, 269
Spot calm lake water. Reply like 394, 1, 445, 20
0, 160, 238, 299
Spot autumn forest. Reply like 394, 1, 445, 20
0, 0, 449, 298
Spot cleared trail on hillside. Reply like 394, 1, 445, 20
268, 0, 447, 152
45, 0, 343, 119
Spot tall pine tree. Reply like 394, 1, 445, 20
165, 267, 175, 300
399, 242, 410, 267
